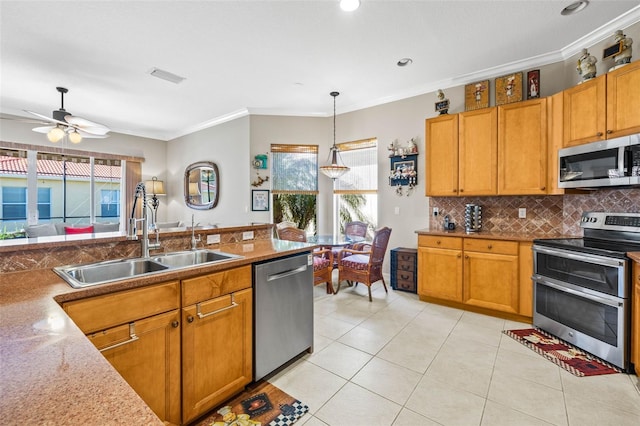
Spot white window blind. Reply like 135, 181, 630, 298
271, 144, 318, 194
334, 138, 377, 194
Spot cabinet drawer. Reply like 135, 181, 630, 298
396, 252, 416, 263
397, 260, 415, 272
418, 235, 462, 250
464, 238, 518, 255
182, 265, 251, 306
395, 270, 415, 282
63, 281, 180, 334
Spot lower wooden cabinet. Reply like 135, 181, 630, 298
181, 288, 253, 424
418, 235, 532, 319
632, 261, 640, 376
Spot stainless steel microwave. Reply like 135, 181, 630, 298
558, 134, 640, 188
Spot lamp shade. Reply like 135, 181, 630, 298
145, 177, 166, 195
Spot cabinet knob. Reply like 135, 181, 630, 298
597, 132, 603, 137
465, 255, 469, 259
459, 188, 464, 193
457, 254, 462, 258
187, 315, 194, 323
487, 244, 493, 249
171, 320, 179, 328
453, 189, 457, 193
436, 240, 441, 245
607, 130, 613, 134
540, 186, 546, 191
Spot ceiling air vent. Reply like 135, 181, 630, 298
147, 67, 186, 84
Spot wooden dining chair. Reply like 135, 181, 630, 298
276, 227, 335, 294
344, 221, 369, 241
336, 227, 392, 301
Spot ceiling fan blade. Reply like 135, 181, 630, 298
65, 115, 110, 135
76, 129, 109, 139
24, 109, 69, 127
0, 115, 49, 124
32, 125, 56, 134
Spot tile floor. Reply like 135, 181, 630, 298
268, 279, 640, 426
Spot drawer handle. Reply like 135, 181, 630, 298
99, 323, 139, 352
436, 240, 441, 245
400, 265, 411, 270
487, 244, 493, 249
606, 130, 613, 134
197, 294, 238, 319
400, 274, 411, 280
597, 132, 603, 137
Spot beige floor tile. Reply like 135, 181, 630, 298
498, 331, 545, 359
425, 349, 494, 397
269, 360, 346, 414
376, 330, 439, 374
307, 341, 372, 380
481, 400, 556, 426
437, 333, 499, 367
301, 415, 329, 425
560, 370, 640, 415
351, 357, 422, 405
314, 382, 402, 426
405, 375, 486, 425
337, 323, 397, 355
565, 392, 640, 426
459, 310, 506, 331
493, 347, 562, 390
392, 408, 440, 426
448, 320, 503, 347
326, 303, 375, 325
314, 314, 356, 340
488, 370, 568, 426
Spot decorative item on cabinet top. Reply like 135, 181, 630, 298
435, 89, 450, 115
495, 72, 523, 105
387, 137, 418, 158
465, 80, 489, 111
526, 69, 540, 100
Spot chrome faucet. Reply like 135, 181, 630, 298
190, 214, 201, 250
127, 182, 161, 257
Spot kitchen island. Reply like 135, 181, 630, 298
0, 228, 315, 425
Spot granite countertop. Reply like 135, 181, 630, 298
0, 239, 314, 424
415, 227, 574, 242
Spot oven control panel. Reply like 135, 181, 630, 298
581, 211, 640, 232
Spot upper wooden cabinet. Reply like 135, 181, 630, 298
425, 114, 458, 196
498, 98, 548, 195
564, 61, 640, 147
426, 108, 497, 196
459, 107, 498, 195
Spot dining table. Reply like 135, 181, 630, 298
308, 234, 368, 267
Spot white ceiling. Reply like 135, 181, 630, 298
1, 1, 639, 141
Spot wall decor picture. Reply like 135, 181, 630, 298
526, 70, 540, 99
251, 189, 269, 211
465, 80, 489, 111
495, 72, 523, 105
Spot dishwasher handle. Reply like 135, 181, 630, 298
267, 264, 308, 282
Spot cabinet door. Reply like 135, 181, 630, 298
459, 107, 497, 195
426, 114, 459, 196
181, 288, 253, 424
498, 98, 548, 195
606, 61, 640, 139
518, 242, 533, 317
418, 246, 463, 302
546, 92, 565, 195
563, 75, 606, 146
463, 251, 519, 314
89, 310, 181, 425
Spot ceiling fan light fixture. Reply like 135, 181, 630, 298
320, 91, 350, 180
69, 130, 83, 144
340, 0, 360, 12
47, 126, 65, 143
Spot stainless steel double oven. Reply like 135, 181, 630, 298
533, 212, 640, 371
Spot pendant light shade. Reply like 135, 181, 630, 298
320, 91, 350, 180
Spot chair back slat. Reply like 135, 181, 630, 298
344, 221, 368, 239
277, 227, 307, 242
370, 227, 392, 265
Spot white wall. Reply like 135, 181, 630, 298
165, 116, 250, 226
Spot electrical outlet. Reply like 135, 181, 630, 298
433, 207, 439, 217
518, 208, 527, 219
207, 234, 221, 244
242, 231, 254, 240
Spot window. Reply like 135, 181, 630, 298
100, 190, 120, 218
334, 138, 378, 237
2, 187, 26, 221
271, 144, 318, 234
37, 188, 51, 220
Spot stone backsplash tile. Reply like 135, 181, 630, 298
429, 188, 640, 236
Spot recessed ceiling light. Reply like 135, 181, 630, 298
561, 1, 589, 16
397, 58, 413, 67
340, 0, 360, 12
147, 67, 186, 84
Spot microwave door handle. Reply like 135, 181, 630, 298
623, 147, 632, 176
534, 277, 622, 308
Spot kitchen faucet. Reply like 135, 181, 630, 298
190, 214, 201, 250
127, 182, 161, 257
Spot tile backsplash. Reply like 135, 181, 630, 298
429, 188, 640, 236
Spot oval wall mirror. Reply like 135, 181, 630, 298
184, 161, 219, 210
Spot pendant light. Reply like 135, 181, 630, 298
320, 91, 350, 180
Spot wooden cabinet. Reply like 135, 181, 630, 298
564, 61, 640, 146
63, 281, 181, 425
181, 266, 253, 424
498, 98, 548, 195
417, 236, 463, 302
459, 107, 498, 195
418, 235, 531, 319
632, 261, 640, 376
425, 114, 458, 196
462, 239, 519, 314
426, 109, 497, 196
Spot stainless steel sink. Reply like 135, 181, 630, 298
151, 250, 242, 268
54, 250, 243, 288
54, 258, 169, 288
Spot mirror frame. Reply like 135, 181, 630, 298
184, 161, 219, 210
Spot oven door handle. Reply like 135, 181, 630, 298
533, 245, 625, 268
534, 277, 623, 308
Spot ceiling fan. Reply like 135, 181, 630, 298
23, 86, 110, 144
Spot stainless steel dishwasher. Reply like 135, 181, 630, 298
253, 252, 314, 381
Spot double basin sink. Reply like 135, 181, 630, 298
54, 250, 243, 288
